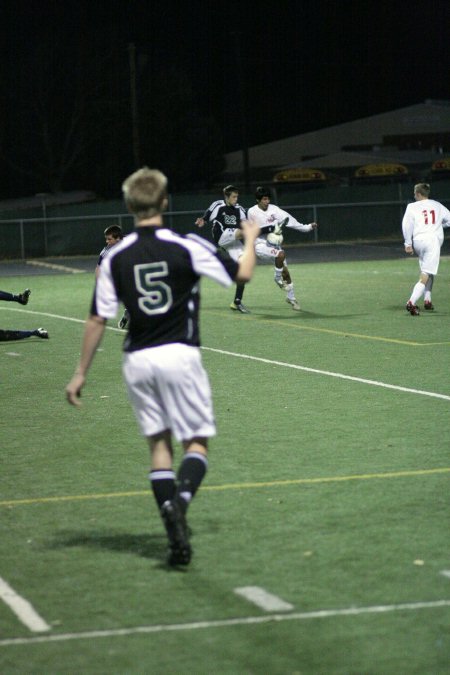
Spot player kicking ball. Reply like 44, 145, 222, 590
247, 187, 318, 311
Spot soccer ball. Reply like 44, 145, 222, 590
267, 232, 283, 246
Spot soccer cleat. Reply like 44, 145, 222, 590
18, 289, 31, 305
161, 499, 191, 566
406, 301, 420, 316
229, 302, 251, 314
274, 277, 286, 289
36, 328, 49, 339
118, 314, 129, 329
424, 300, 434, 310
286, 298, 301, 311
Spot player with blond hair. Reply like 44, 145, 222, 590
66, 167, 259, 566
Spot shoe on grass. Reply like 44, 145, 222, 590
406, 301, 419, 316
230, 302, 251, 314
18, 289, 31, 305
161, 499, 191, 566
286, 298, 301, 311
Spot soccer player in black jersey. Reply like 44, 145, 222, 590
66, 167, 259, 567
95, 224, 123, 278
95, 224, 129, 328
195, 185, 251, 313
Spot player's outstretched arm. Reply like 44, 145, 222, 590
236, 220, 260, 282
66, 315, 106, 407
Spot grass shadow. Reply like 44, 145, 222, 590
49, 529, 167, 561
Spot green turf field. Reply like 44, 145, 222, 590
0, 255, 449, 674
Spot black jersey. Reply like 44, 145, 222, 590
93, 227, 239, 352
202, 199, 247, 244
97, 245, 110, 267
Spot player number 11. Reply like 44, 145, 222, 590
422, 209, 436, 224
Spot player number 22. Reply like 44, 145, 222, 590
134, 262, 173, 315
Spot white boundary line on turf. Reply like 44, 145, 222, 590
0, 308, 124, 333
202, 347, 450, 402
0, 576, 50, 633
0, 599, 449, 647
1, 309, 449, 400
26, 260, 86, 273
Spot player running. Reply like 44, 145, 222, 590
402, 183, 450, 315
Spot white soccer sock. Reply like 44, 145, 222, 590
285, 283, 295, 300
424, 290, 432, 302
274, 267, 282, 281
410, 281, 425, 305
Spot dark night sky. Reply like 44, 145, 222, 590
1, 0, 449, 195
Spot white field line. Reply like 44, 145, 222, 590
234, 587, 294, 611
26, 260, 86, 273
440, 571, 450, 579
202, 347, 450, 402
0, 599, 449, 647
0, 308, 124, 333
0, 577, 50, 633
1, 309, 449, 400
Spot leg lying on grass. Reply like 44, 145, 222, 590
0, 288, 31, 305
0, 327, 48, 341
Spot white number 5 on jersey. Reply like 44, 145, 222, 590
134, 262, 173, 315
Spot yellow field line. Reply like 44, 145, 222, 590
1, 468, 448, 507
206, 310, 450, 346
0, 306, 447, 347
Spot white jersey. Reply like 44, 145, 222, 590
402, 198, 450, 246
247, 203, 312, 237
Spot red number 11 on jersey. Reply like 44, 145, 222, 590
422, 209, 436, 224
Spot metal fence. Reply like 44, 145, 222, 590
0, 197, 446, 260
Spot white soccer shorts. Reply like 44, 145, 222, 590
122, 343, 216, 441
218, 229, 244, 262
255, 237, 285, 262
413, 235, 443, 275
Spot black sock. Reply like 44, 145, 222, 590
234, 283, 245, 304
149, 469, 176, 509
176, 453, 208, 511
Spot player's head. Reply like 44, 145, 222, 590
122, 167, 168, 219
223, 185, 238, 198
223, 184, 239, 206
255, 186, 271, 202
414, 183, 431, 200
255, 186, 271, 210
103, 224, 123, 245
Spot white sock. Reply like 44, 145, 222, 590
285, 283, 295, 300
274, 267, 282, 280
410, 282, 425, 305
424, 291, 432, 302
